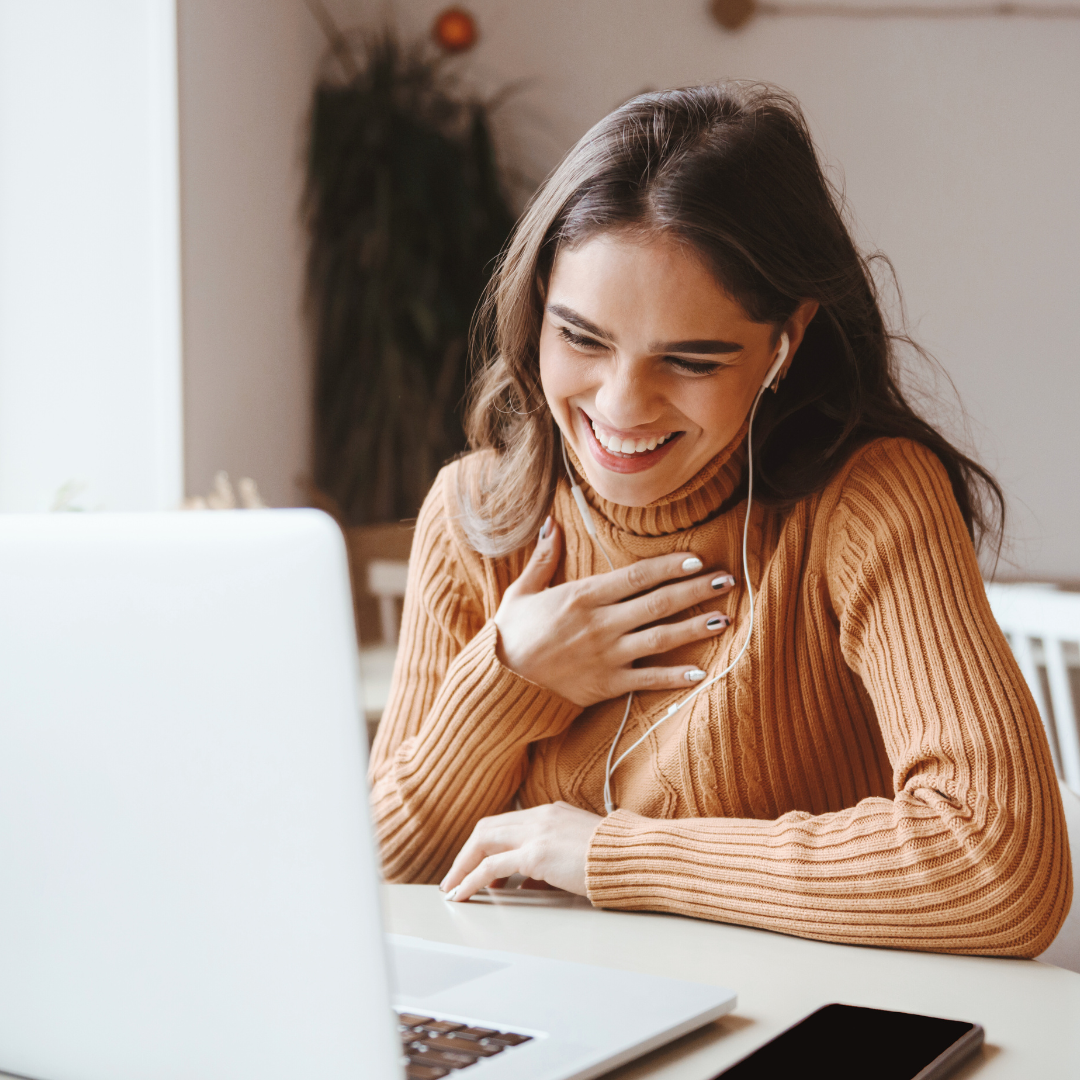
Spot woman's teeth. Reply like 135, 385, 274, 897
590, 420, 673, 454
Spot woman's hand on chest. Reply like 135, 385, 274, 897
440, 801, 602, 901
492, 517, 734, 707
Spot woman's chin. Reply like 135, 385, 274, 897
579, 458, 690, 507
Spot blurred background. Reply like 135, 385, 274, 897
2, 1, 1079, 969
1, 0, 1079, 676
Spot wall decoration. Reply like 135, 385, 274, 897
710, 0, 1080, 31
303, 3, 516, 526
433, 7, 479, 52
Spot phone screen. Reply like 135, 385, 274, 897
716, 1003, 981, 1080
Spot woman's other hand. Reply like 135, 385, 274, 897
440, 802, 601, 901
493, 517, 734, 707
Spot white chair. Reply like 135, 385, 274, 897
985, 583, 1080, 796
358, 558, 409, 742
366, 558, 410, 646
985, 582, 1080, 973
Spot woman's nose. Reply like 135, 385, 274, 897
593, 364, 662, 429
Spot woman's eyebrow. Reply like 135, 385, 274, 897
649, 338, 743, 354
548, 304, 743, 354
547, 304, 612, 340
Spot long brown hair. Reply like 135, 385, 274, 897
459, 82, 1004, 559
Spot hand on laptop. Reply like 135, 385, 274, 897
493, 518, 734, 707
439, 801, 601, 902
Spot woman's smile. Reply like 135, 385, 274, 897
579, 408, 684, 474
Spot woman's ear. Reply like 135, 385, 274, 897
778, 299, 820, 381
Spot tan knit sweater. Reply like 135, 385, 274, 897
369, 435, 1071, 956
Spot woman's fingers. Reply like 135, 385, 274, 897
441, 803, 598, 901
619, 609, 731, 663
505, 517, 563, 597
440, 816, 520, 895
610, 570, 736, 634
445, 850, 524, 902
616, 664, 716, 694
586, 551, 718, 605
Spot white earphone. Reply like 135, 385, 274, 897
762, 332, 790, 393
561, 332, 790, 814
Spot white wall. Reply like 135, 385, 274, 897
0, 0, 182, 512
4, 1, 1072, 569
177, 0, 323, 509
331, 0, 1080, 579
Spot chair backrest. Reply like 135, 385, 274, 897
985, 583, 1080, 796
366, 558, 409, 645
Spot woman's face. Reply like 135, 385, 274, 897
539, 231, 803, 508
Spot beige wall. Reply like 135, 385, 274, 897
329, 0, 1080, 579
179, 0, 1080, 576
178, 0, 323, 509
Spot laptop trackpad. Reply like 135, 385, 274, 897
389, 941, 511, 998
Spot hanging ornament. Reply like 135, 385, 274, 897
709, 0, 1080, 33
711, 0, 757, 29
432, 7, 478, 52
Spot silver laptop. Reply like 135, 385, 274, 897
0, 510, 735, 1080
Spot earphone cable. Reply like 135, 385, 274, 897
601, 384, 767, 813
560, 431, 629, 813
561, 431, 615, 572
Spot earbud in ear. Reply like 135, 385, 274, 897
761, 332, 790, 393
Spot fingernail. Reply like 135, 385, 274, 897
539, 515, 552, 541
706, 615, 730, 631
711, 574, 735, 591
684, 668, 707, 683
443, 887, 458, 902
681, 556, 703, 573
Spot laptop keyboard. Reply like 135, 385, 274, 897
398, 1010, 534, 1078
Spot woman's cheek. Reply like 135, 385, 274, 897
539, 346, 588, 426
678, 385, 745, 445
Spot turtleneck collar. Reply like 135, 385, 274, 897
565, 422, 749, 538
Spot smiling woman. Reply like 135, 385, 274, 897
368, 83, 1071, 957
537, 235, 817, 503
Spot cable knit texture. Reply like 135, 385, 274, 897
369, 436, 1071, 956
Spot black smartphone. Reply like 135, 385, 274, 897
715, 1003, 984, 1080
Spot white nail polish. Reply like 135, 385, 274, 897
681, 557, 703, 573
685, 669, 707, 683
443, 886, 458, 901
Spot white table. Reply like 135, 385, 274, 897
386, 884, 1080, 1079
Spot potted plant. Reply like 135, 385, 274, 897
305, 15, 516, 528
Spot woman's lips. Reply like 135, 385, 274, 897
579, 409, 683, 474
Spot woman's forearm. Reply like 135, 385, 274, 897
370, 620, 581, 883
585, 772, 1070, 956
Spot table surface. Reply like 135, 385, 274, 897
386, 884, 1080, 1080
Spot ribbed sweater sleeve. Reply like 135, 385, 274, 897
368, 466, 582, 883
585, 440, 1071, 956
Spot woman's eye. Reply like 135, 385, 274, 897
558, 327, 605, 351
666, 356, 723, 376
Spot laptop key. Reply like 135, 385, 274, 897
432, 1032, 503, 1058
408, 1047, 480, 1069
422, 1035, 502, 1057
484, 1031, 533, 1047
406, 1065, 450, 1080
395, 1009, 532, 1065
446, 1026, 501, 1040
417, 1020, 465, 1035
